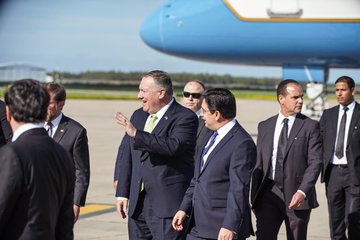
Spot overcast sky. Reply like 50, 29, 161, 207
0, 0, 359, 82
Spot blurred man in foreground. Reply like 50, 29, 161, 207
0, 79, 74, 239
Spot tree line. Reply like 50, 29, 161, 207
59, 71, 281, 91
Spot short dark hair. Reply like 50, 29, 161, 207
142, 70, 173, 96
5, 79, 49, 123
203, 88, 236, 119
335, 76, 355, 89
45, 82, 66, 102
277, 79, 301, 100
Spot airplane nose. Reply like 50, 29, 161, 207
139, 5, 164, 51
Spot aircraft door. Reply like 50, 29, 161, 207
267, 0, 303, 18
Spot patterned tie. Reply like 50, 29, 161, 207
140, 114, 158, 192
200, 131, 218, 171
335, 107, 349, 159
144, 114, 158, 133
274, 118, 288, 190
47, 122, 53, 137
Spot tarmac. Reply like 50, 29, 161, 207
66, 98, 337, 240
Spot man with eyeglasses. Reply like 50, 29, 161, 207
182, 80, 206, 149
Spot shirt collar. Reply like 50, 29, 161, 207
45, 112, 63, 128
216, 118, 236, 138
195, 108, 202, 118
340, 101, 355, 111
12, 123, 44, 142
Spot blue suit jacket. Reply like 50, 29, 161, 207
116, 100, 198, 218
179, 121, 256, 239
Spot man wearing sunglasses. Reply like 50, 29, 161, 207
182, 80, 206, 149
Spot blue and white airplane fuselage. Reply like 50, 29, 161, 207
140, 0, 360, 70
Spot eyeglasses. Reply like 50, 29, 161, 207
183, 91, 202, 99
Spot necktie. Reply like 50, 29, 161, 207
140, 114, 158, 192
47, 122, 53, 137
335, 107, 349, 159
274, 118, 288, 190
200, 131, 218, 171
144, 114, 158, 133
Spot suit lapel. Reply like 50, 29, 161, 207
197, 118, 205, 137
347, 102, 360, 146
199, 123, 239, 176
151, 101, 177, 135
262, 116, 277, 174
285, 114, 305, 155
196, 130, 213, 176
328, 107, 339, 147
53, 115, 68, 143
139, 101, 177, 161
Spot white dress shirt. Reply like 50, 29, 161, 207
332, 101, 355, 165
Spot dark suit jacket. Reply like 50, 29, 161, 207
179, 122, 256, 239
196, 117, 206, 151
0, 128, 74, 239
0, 100, 12, 147
251, 113, 322, 210
116, 100, 198, 218
53, 114, 90, 206
320, 102, 360, 194
114, 116, 206, 182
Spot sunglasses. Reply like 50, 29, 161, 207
183, 91, 202, 99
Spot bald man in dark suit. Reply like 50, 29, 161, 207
251, 79, 322, 240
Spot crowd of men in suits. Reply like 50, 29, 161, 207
0, 72, 359, 240
114, 72, 360, 240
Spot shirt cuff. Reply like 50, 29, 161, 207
117, 197, 128, 201
297, 190, 306, 198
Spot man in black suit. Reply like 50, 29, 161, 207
113, 80, 205, 190
115, 70, 198, 239
0, 79, 74, 239
251, 79, 322, 240
172, 88, 256, 240
45, 82, 90, 223
0, 100, 12, 146
182, 80, 207, 149
320, 76, 360, 240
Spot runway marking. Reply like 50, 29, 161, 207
79, 203, 116, 219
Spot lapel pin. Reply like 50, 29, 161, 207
164, 116, 168, 120
355, 126, 358, 129
60, 129, 65, 133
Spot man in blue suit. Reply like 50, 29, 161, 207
115, 70, 198, 239
172, 88, 256, 240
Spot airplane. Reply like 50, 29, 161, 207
139, 0, 360, 117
